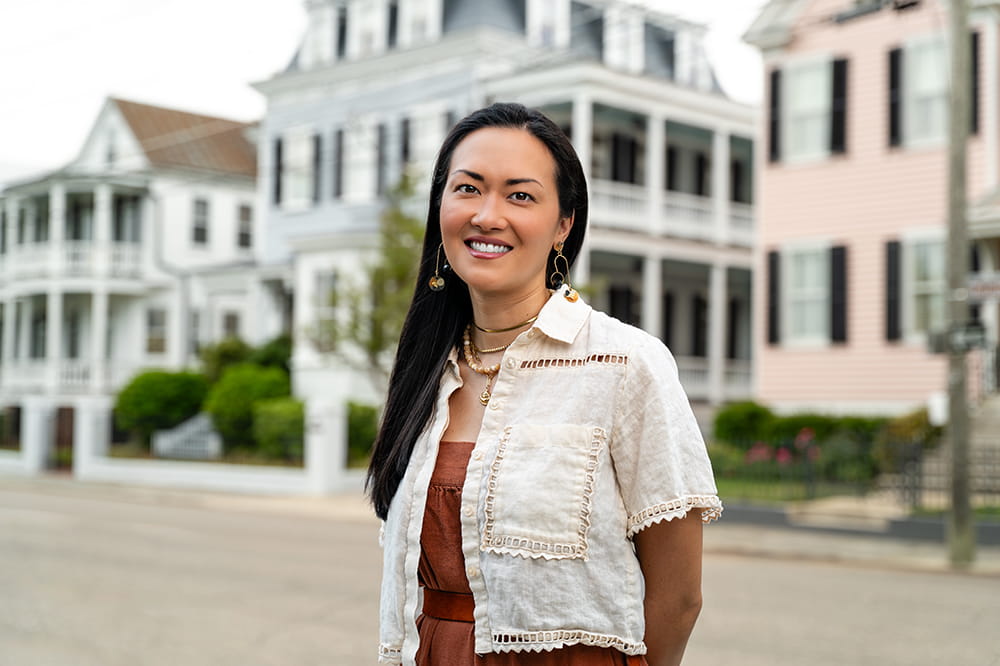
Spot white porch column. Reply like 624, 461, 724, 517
712, 130, 731, 245
1, 298, 14, 379
571, 93, 593, 286
642, 255, 663, 340
91, 290, 108, 393
73, 395, 113, 478
45, 289, 63, 391
21, 396, 53, 474
707, 262, 728, 405
49, 183, 66, 274
646, 113, 665, 236
94, 184, 112, 277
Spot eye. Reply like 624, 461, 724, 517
455, 183, 479, 194
509, 191, 535, 202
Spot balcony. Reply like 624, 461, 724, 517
2, 359, 140, 394
589, 179, 755, 247
674, 356, 753, 402
3, 241, 144, 280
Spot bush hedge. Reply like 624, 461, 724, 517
253, 398, 304, 462
204, 363, 290, 451
347, 402, 379, 468
199, 337, 253, 384
115, 370, 209, 444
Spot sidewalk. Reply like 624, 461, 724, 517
4, 475, 1000, 575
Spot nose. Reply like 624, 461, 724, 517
470, 194, 507, 230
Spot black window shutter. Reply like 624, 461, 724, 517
830, 245, 847, 343
971, 31, 980, 135
272, 138, 283, 206
888, 48, 902, 147
312, 133, 322, 203
332, 129, 344, 199
767, 250, 780, 345
886, 241, 901, 341
831, 58, 848, 154
769, 69, 781, 162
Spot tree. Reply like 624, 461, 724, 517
311, 171, 425, 386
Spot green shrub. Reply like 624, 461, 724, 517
347, 402, 379, 467
204, 364, 290, 451
713, 401, 775, 448
253, 398, 304, 462
200, 337, 253, 384
248, 334, 292, 376
873, 408, 942, 473
115, 370, 209, 444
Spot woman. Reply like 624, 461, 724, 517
369, 103, 721, 666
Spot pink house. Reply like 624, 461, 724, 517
745, 0, 1000, 415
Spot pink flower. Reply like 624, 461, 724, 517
775, 448, 793, 466
794, 427, 816, 450
744, 442, 772, 464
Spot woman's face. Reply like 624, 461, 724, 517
439, 127, 573, 304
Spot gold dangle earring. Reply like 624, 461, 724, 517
428, 243, 446, 292
551, 241, 579, 302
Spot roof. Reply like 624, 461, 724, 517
111, 98, 257, 178
743, 0, 809, 50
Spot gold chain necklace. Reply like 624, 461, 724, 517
473, 314, 538, 334
462, 325, 505, 405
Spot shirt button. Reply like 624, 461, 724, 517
473, 451, 483, 461
505, 358, 516, 369
463, 506, 474, 517
466, 566, 479, 578
489, 401, 501, 410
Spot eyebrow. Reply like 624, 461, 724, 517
451, 169, 544, 188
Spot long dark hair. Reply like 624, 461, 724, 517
366, 102, 589, 520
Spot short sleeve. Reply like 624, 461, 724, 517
611, 335, 722, 538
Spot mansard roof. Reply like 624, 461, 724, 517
111, 98, 257, 178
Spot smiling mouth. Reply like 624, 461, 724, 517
466, 240, 512, 255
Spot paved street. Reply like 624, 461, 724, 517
1, 476, 998, 666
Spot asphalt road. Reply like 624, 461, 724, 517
1, 477, 998, 666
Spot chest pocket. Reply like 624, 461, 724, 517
482, 423, 606, 561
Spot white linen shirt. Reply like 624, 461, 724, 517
378, 287, 722, 664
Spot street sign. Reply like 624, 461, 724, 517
968, 272, 1000, 302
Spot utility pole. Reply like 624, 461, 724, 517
947, 0, 975, 569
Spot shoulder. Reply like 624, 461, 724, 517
584, 309, 676, 367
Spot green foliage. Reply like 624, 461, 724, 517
311, 173, 425, 383
347, 401, 379, 468
115, 370, 209, 444
873, 408, 942, 472
204, 364, 290, 451
252, 398, 304, 462
713, 401, 774, 445
199, 337, 253, 384
248, 334, 293, 375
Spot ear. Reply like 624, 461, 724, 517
556, 212, 575, 244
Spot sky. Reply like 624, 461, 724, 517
0, 0, 767, 187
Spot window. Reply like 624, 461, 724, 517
66, 310, 81, 360
908, 237, 945, 336
904, 38, 947, 145
784, 247, 830, 343
192, 198, 209, 245
332, 129, 344, 199
30, 304, 46, 359
336, 6, 348, 59
190, 310, 201, 356
312, 133, 323, 203
280, 128, 316, 210
0, 209, 6, 255
237, 205, 252, 249
223, 311, 241, 339
34, 199, 49, 242
376, 122, 388, 195
610, 132, 638, 184
400, 117, 411, 168
146, 308, 167, 353
770, 58, 848, 162
113, 195, 141, 243
17, 208, 26, 244
387, 0, 399, 48
784, 61, 832, 161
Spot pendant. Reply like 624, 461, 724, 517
479, 388, 491, 405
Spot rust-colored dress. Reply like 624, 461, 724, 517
415, 441, 649, 666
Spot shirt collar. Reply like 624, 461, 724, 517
532, 285, 591, 344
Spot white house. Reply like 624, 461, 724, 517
255, 0, 758, 416
0, 97, 284, 473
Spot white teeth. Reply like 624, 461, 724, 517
469, 241, 511, 254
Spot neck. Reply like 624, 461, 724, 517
468, 284, 549, 345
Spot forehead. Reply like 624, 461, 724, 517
449, 127, 556, 182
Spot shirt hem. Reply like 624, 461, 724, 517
626, 494, 723, 538
491, 630, 646, 655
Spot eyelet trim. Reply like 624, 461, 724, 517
482, 426, 605, 560
378, 644, 401, 663
520, 353, 628, 370
492, 630, 644, 655
626, 495, 724, 538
